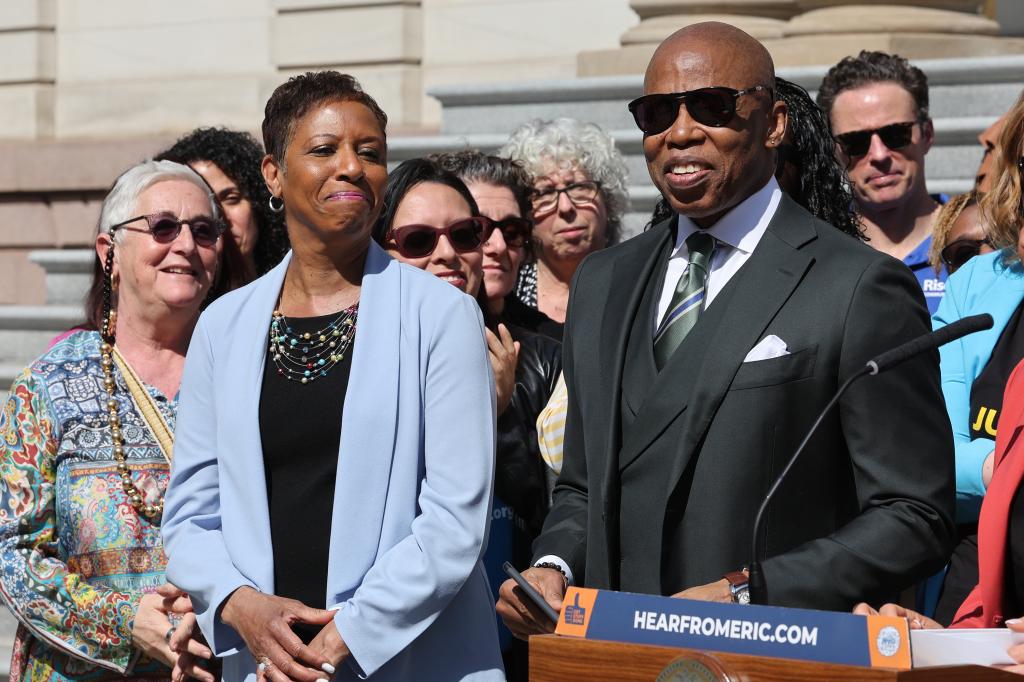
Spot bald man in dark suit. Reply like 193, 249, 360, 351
497, 22, 954, 637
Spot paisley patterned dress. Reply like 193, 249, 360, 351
0, 331, 173, 681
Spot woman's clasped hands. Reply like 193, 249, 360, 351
132, 583, 214, 682
220, 586, 350, 682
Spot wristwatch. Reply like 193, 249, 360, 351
724, 570, 750, 605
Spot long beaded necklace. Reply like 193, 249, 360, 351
99, 337, 164, 520
269, 303, 359, 384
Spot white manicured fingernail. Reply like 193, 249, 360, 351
316, 678, 329, 682
321, 663, 336, 674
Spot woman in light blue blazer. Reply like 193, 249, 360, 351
931, 99, 1024, 624
161, 72, 504, 681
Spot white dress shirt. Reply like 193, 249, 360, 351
535, 178, 783, 586
654, 177, 783, 332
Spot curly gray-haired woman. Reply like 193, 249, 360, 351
501, 118, 628, 323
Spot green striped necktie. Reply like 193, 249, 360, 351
653, 231, 716, 370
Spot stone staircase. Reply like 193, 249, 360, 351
0, 54, 1020, 673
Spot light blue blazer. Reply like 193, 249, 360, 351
933, 248, 1024, 522
162, 243, 504, 681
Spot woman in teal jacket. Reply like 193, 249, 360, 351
932, 94, 1024, 623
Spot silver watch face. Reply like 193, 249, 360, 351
734, 588, 750, 605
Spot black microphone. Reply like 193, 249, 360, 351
867, 314, 993, 374
747, 313, 993, 605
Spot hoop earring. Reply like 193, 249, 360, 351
269, 196, 284, 213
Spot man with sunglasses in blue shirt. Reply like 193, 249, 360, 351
819, 50, 948, 314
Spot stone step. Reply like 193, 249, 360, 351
432, 56, 1024, 135
418, 55, 1021, 209
29, 250, 93, 307
0, 609, 16, 679
0, 306, 83, 369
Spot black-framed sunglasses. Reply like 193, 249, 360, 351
389, 217, 489, 259
940, 237, 992, 271
835, 121, 918, 158
486, 216, 532, 248
531, 181, 601, 214
109, 212, 226, 247
627, 85, 772, 135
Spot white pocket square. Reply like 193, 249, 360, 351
743, 335, 790, 362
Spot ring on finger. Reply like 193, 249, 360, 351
164, 626, 176, 644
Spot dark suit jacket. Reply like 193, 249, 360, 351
532, 195, 956, 610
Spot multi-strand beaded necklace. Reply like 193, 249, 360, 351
269, 304, 359, 384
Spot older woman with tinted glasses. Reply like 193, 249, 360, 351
161, 72, 502, 682
500, 118, 628, 325
931, 91, 1024, 625
0, 159, 240, 682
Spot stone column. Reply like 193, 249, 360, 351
579, 0, 1024, 75
0, 0, 55, 138
578, 0, 800, 76
271, 0, 424, 129
774, 0, 1024, 66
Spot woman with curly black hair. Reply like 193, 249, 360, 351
648, 77, 862, 239
157, 127, 290, 277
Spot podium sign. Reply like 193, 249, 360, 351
554, 587, 911, 670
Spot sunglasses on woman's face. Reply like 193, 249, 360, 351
627, 85, 771, 135
389, 217, 489, 259
940, 237, 992, 271
109, 212, 225, 247
834, 121, 918, 158
486, 216, 532, 248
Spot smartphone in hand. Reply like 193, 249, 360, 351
503, 561, 560, 623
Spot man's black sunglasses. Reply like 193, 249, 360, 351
835, 121, 918, 158
628, 85, 772, 135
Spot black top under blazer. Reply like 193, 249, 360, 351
532, 194, 956, 611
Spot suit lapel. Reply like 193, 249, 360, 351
596, 223, 672, 468
621, 233, 673, 417
325, 242, 402, 601
617, 196, 817, 483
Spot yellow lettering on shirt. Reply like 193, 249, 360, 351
972, 407, 999, 437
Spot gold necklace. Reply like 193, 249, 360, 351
100, 340, 163, 521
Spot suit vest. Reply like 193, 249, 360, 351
616, 237, 742, 594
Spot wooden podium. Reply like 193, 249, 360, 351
529, 634, 1020, 681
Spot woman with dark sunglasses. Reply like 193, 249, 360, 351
0, 160, 243, 682
433, 150, 561, 340
928, 191, 995, 275
373, 157, 561, 682
161, 73, 503, 681
930, 92, 1024, 625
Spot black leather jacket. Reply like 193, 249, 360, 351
495, 324, 562, 555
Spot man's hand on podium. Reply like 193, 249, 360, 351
496, 567, 566, 640
672, 579, 733, 603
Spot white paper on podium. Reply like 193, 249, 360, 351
912, 628, 1024, 667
